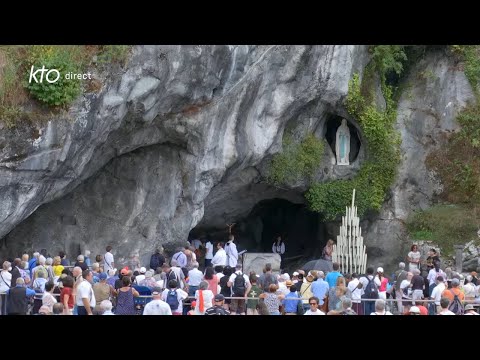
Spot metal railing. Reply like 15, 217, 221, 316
1, 291, 479, 315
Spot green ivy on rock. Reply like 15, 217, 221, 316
306, 63, 401, 220
268, 133, 324, 186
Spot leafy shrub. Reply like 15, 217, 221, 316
97, 45, 131, 66
407, 205, 480, 255
24, 46, 81, 106
268, 133, 324, 186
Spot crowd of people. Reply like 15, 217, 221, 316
0, 241, 479, 315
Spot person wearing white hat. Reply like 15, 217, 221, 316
135, 267, 147, 284
374, 267, 389, 300
409, 306, 421, 315
464, 304, 479, 315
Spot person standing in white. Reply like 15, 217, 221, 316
76, 270, 96, 315
143, 287, 172, 315
103, 245, 114, 274
272, 236, 285, 255
225, 235, 238, 268
0, 261, 12, 315
211, 242, 227, 267
205, 239, 214, 268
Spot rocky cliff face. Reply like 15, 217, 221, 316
0, 46, 475, 271
0, 45, 369, 266
362, 51, 475, 270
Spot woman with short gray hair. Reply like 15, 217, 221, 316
370, 299, 393, 315
45, 258, 55, 283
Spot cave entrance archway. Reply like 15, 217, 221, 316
190, 198, 335, 269
325, 115, 361, 163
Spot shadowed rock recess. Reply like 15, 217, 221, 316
0, 46, 475, 270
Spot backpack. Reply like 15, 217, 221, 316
34, 266, 48, 280
363, 278, 379, 299
219, 275, 230, 296
232, 272, 246, 296
166, 289, 180, 311
167, 270, 178, 286
448, 290, 464, 315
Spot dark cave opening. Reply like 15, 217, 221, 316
324, 115, 361, 163
190, 198, 336, 269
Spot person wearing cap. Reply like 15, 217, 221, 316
413, 300, 428, 315
75, 255, 88, 271
115, 267, 130, 290
464, 304, 479, 315
300, 274, 315, 312
441, 278, 465, 304
135, 267, 147, 285
187, 301, 197, 315
374, 267, 389, 300
205, 294, 230, 315
283, 280, 302, 315
106, 268, 118, 287
408, 306, 421, 315
143, 287, 172, 315
246, 273, 262, 315
93, 272, 113, 314
292, 271, 300, 284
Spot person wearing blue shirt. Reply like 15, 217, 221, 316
28, 252, 39, 276
325, 263, 342, 289
84, 250, 91, 267
311, 271, 330, 306
283, 281, 301, 314
172, 249, 187, 269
